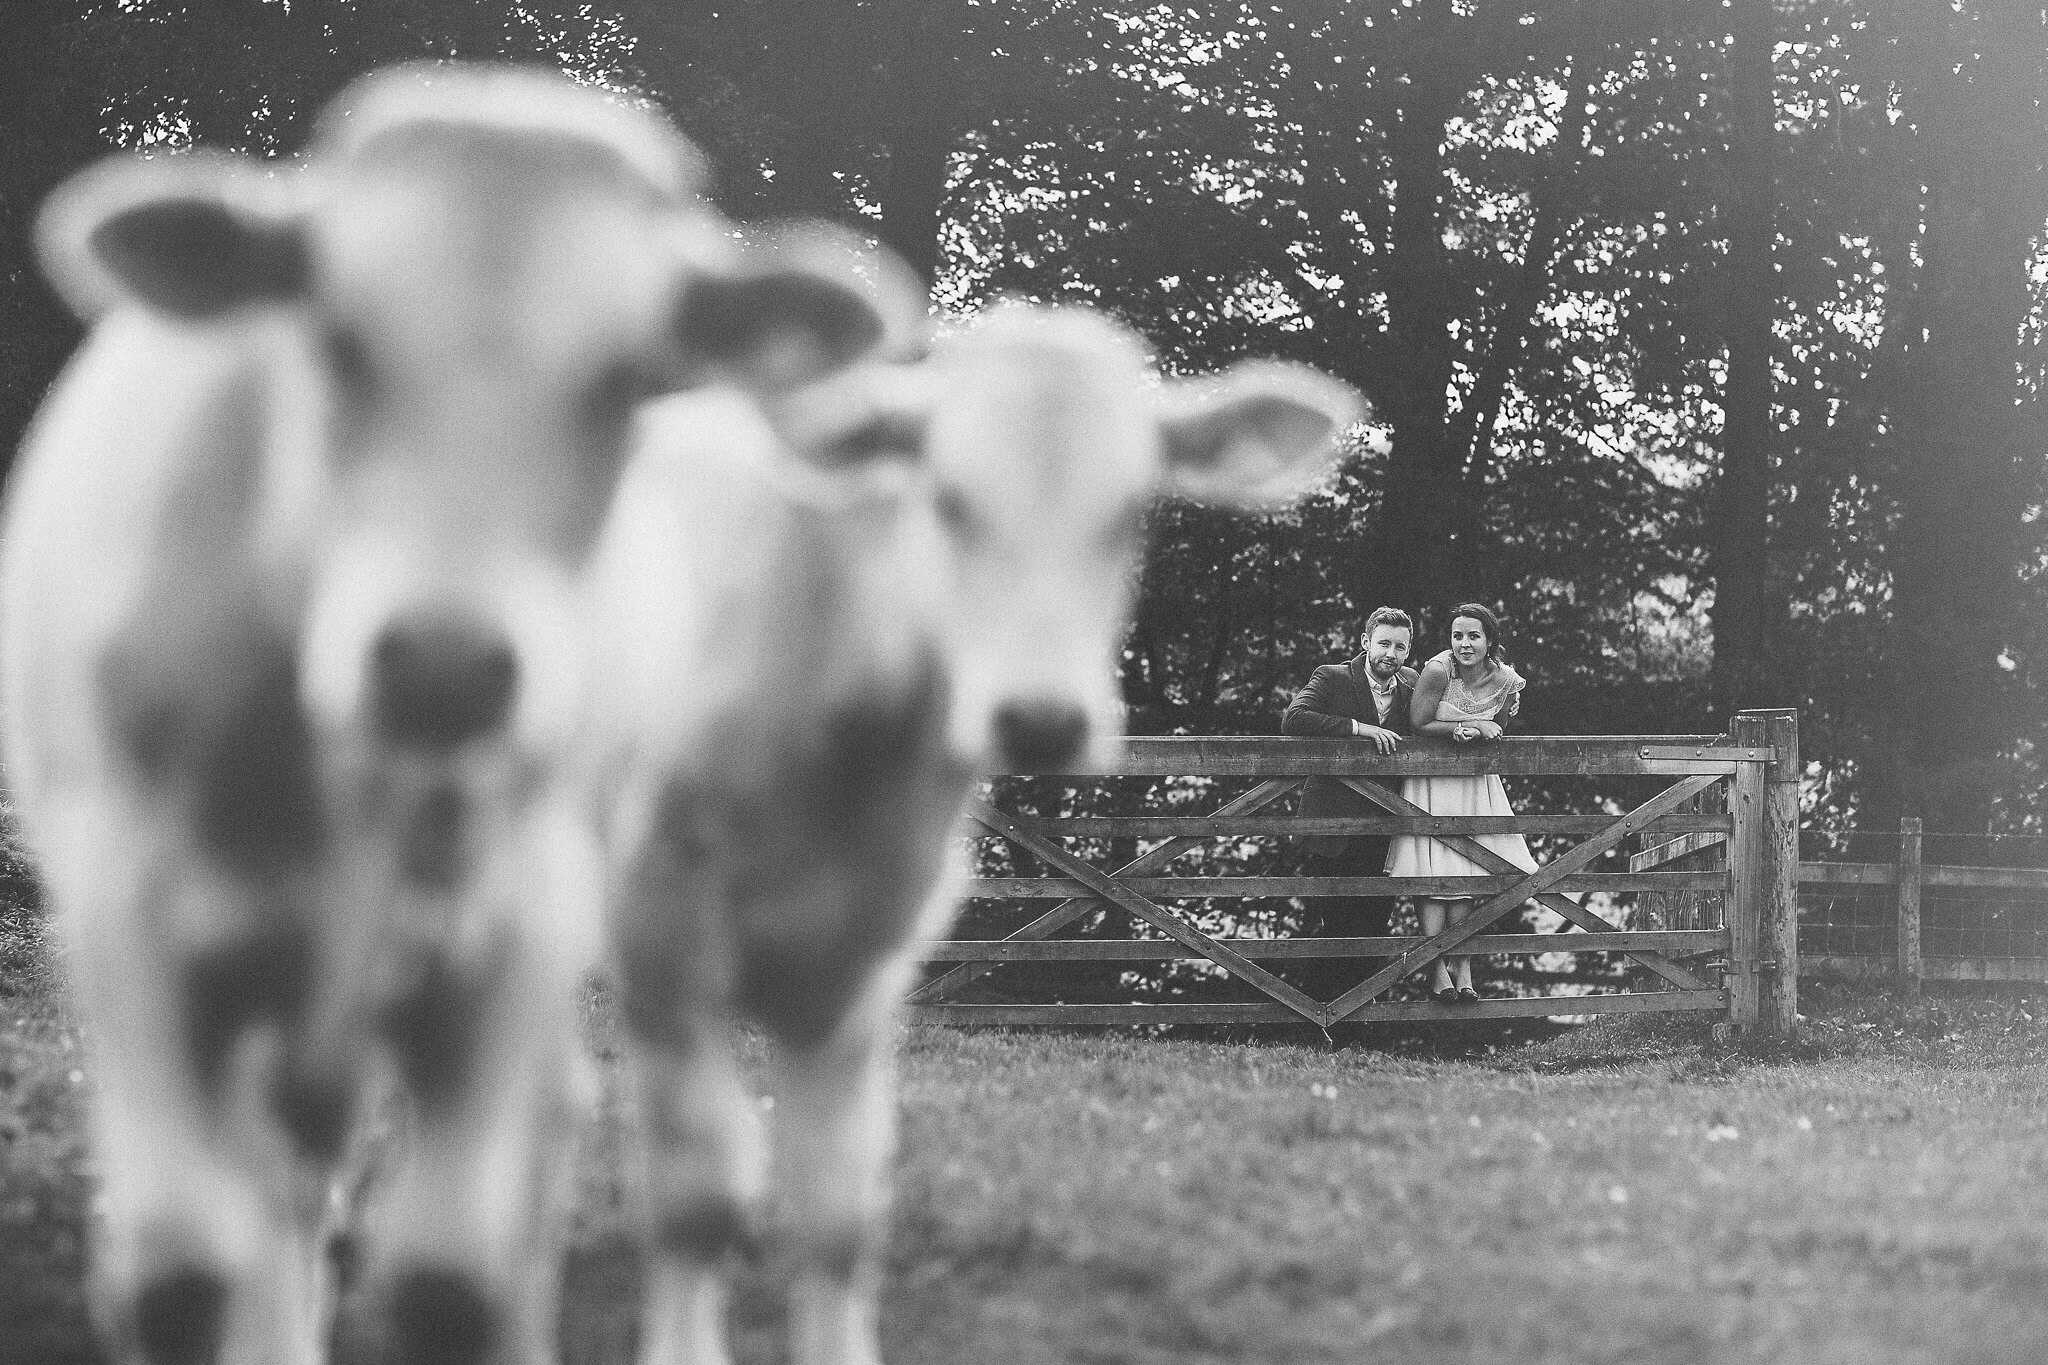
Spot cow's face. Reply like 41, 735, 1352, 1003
281, 125, 681, 774
766, 305, 1363, 772
43, 69, 895, 787
918, 314, 1159, 771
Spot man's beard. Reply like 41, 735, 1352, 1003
1368, 659, 1401, 681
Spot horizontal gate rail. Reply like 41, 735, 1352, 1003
917, 992, 1723, 1029
1054, 735, 1763, 777
997, 813, 1736, 837
914, 714, 1801, 1037
922, 929, 1728, 962
961, 873, 1732, 897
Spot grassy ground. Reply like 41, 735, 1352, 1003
9, 900, 2048, 1364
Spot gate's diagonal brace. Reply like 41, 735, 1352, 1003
964, 798, 1330, 1025
1338, 776, 1717, 994
1325, 772, 1725, 1022
909, 779, 1300, 1005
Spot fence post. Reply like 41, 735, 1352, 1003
1728, 709, 1799, 1040
1896, 816, 1923, 994
1759, 709, 1800, 1037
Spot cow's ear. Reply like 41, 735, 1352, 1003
1156, 360, 1365, 507
753, 366, 933, 473
673, 226, 925, 392
38, 155, 307, 322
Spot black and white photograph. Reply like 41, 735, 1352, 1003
2, 3, 2047, 1362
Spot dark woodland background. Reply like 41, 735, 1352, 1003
3, 0, 2046, 837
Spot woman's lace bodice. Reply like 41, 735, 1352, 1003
1429, 651, 1525, 723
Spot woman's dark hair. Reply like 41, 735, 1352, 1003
1447, 602, 1505, 667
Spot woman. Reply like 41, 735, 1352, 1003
1385, 603, 1536, 1003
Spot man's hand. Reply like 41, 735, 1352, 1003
1350, 720, 1401, 754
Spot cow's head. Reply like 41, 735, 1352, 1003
761, 304, 1363, 771
39, 65, 898, 793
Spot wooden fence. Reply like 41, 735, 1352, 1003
1641, 815, 2048, 989
912, 708, 1801, 1039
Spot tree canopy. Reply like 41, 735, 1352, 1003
3, 0, 2045, 835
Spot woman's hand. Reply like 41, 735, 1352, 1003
1469, 720, 1503, 741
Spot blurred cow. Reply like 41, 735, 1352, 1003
0, 65, 889, 1365
592, 304, 1362, 1365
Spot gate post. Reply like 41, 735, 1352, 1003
1728, 714, 1765, 1034
1759, 710, 1800, 1037
1729, 709, 1800, 1040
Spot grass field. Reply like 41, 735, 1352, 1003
10, 894, 2048, 1364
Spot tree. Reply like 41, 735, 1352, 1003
1709, 0, 1780, 716
1868, 0, 2047, 833
6, 0, 2048, 832
941, 1, 1727, 729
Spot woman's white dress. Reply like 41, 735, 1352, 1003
1384, 654, 1536, 888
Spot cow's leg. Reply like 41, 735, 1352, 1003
60, 847, 332, 1365
88, 1043, 333, 1365
343, 844, 592, 1365
344, 799, 603, 1365
355, 936, 584, 1365
617, 1013, 761, 1365
772, 963, 913, 1365
602, 786, 760, 1365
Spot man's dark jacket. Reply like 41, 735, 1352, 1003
1281, 656, 1420, 857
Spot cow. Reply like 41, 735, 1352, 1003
0, 64, 896, 1365
589, 303, 1363, 1365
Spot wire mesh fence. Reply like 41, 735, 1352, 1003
1801, 829, 2048, 971
1799, 828, 1892, 962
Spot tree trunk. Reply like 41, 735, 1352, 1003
1709, 0, 1778, 723
871, 1, 953, 289
1875, 0, 2045, 833
1363, 67, 1465, 619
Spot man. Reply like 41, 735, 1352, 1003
1281, 607, 1418, 958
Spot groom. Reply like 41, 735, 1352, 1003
1281, 607, 1418, 958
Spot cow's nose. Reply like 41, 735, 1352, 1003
993, 700, 1089, 771
370, 612, 519, 749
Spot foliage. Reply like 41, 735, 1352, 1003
1, 1, 2047, 828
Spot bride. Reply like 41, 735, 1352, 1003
1385, 603, 1535, 1003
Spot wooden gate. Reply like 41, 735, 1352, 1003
911, 709, 1800, 1038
